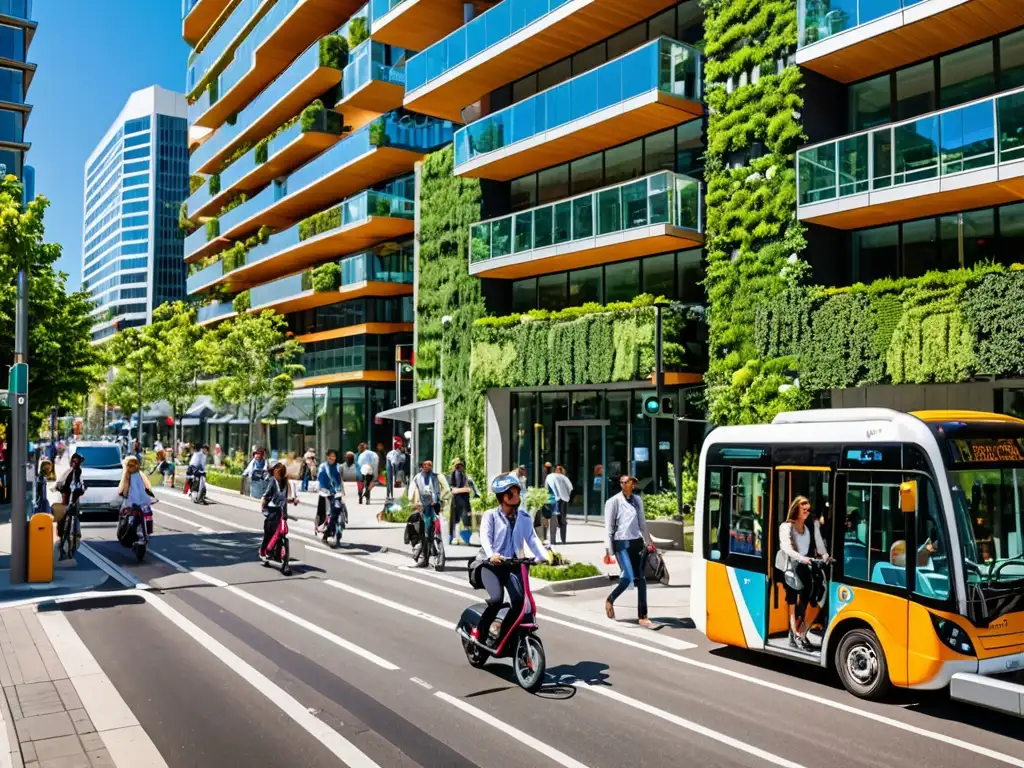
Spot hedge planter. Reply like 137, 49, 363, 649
646, 518, 686, 550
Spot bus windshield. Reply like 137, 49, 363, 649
939, 428, 1024, 588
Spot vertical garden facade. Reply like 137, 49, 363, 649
181, 0, 452, 457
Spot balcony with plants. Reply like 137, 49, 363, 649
188, 0, 363, 130
196, 299, 237, 326
453, 36, 704, 180
470, 171, 703, 278
183, 0, 234, 46
796, 85, 1024, 229
796, 0, 1024, 83
187, 99, 345, 220
335, 39, 407, 131
186, 0, 265, 103
190, 35, 348, 175
369, 0, 479, 52
403, 0, 681, 121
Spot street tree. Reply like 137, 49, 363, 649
106, 326, 162, 443
0, 175, 101, 428
211, 310, 304, 451
148, 301, 215, 449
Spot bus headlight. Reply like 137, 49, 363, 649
930, 614, 976, 657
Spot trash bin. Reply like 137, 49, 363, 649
28, 512, 54, 583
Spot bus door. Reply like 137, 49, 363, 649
766, 465, 832, 659
705, 462, 771, 650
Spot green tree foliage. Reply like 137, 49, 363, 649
209, 310, 304, 449
105, 327, 163, 419
310, 262, 340, 292
232, 289, 251, 314
189, 175, 205, 195
0, 176, 101, 427
417, 147, 485, 479
347, 16, 369, 48
702, 0, 808, 423
319, 33, 349, 69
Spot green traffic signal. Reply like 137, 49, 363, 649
643, 396, 660, 416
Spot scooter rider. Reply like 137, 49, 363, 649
410, 460, 447, 567
476, 474, 549, 646
316, 449, 343, 542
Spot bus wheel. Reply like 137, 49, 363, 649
836, 628, 890, 700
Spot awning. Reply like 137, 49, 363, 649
185, 395, 217, 418
180, 417, 201, 426
376, 398, 439, 424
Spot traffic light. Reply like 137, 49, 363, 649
643, 396, 675, 418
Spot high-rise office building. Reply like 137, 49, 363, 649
182, 0, 450, 456
83, 86, 189, 343
0, 0, 35, 184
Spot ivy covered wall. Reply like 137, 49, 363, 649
702, 0, 810, 424
416, 146, 486, 478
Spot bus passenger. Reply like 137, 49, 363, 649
776, 496, 830, 651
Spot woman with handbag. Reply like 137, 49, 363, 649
776, 496, 831, 651
603, 475, 654, 627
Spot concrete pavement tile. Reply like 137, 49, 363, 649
16, 712, 75, 742
31, 734, 84, 761
21, 741, 35, 762
23, 613, 65, 683
0, 645, 15, 687
33, 755, 91, 768
10, 749, 23, 768
2, 640, 25, 685
99, 726, 166, 768
23, 761, 36, 768
5, 685, 24, 721
4, 613, 47, 685
77, 734, 102, 753
1, 683, 20, 749
52, 681, 81, 712
67, 710, 92, 736
69, 676, 135, 733
15, 683, 63, 717
85, 749, 114, 768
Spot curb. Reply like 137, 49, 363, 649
535, 573, 615, 596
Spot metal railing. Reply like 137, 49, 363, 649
798, 0, 925, 49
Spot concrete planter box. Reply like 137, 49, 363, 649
647, 518, 685, 549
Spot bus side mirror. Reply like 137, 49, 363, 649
900, 480, 918, 514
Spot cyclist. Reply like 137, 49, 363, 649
55, 453, 86, 546
316, 449, 343, 542
410, 460, 450, 567
475, 474, 549, 646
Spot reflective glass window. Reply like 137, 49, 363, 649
676, 121, 704, 178
568, 266, 602, 306
538, 273, 567, 310
538, 59, 571, 92
896, 62, 935, 121
0, 25, 23, 60
570, 153, 602, 194
537, 164, 569, 204
902, 218, 939, 278
0, 106, 20, 142
642, 253, 675, 298
852, 225, 898, 283
677, 249, 703, 304
512, 278, 536, 312
940, 42, 995, 108
1000, 29, 1024, 90
605, 140, 642, 185
998, 202, 1024, 265
604, 260, 639, 303
849, 74, 891, 132
608, 23, 645, 60
0, 66, 22, 103
510, 176, 536, 211
572, 43, 605, 77
644, 128, 675, 174
962, 208, 996, 268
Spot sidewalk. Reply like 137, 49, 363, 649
0, 603, 165, 768
0, 523, 113, 606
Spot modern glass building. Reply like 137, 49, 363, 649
182, 1, 451, 457
0, 0, 34, 182
82, 86, 189, 343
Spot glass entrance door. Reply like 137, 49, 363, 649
556, 420, 608, 521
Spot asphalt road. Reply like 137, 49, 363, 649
54, 489, 1024, 768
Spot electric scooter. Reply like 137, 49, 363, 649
117, 504, 152, 563
261, 500, 296, 576
456, 558, 546, 692
58, 481, 85, 561
189, 467, 207, 504
327, 490, 347, 548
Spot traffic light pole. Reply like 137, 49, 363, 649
654, 304, 664, 406
9, 269, 29, 584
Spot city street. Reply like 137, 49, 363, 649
9, 484, 1021, 768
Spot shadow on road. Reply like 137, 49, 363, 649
39, 594, 147, 612
902, 695, 1023, 740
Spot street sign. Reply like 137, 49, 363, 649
8, 362, 27, 394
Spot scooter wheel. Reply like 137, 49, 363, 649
462, 637, 487, 668
513, 635, 545, 693
134, 544, 146, 564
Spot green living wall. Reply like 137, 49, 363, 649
702, 0, 811, 424
756, 264, 1024, 392
416, 146, 486, 478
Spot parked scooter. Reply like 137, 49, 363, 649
456, 558, 545, 692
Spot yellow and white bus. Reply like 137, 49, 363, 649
691, 408, 1024, 712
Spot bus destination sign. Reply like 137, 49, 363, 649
949, 438, 1024, 464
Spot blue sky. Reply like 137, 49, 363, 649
27, 0, 189, 289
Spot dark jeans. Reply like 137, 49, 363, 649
261, 508, 281, 554
478, 563, 524, 646
417, 505, 440, 564
607, 538, 648, 619
550, 500, 568, 545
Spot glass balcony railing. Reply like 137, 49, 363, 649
342, 40, 406, 98
197, 300, 235, 323
219, 181, 281, 235
796, 86, 1024, 208
469, 171, 702, 265
798, 0, 926, 49
185, 226, 215, 258
189, 84, 216, 126
454, 37, 703, 168
341, 248, 414, 284
187, 260, 224, 294
250, 270, 312, 308
212, 0, 303, 106
182, 0, 200, 19
370, 0, 407, 22
187, 179, 214, 215
187, 0, 262, 95
407, 0, 576, 94
191, 42, 341, 174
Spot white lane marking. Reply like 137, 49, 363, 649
148, 550, 400, 672
37, 611, 168, 767
147, 549, 189, 573
153, 508, 208, 531
409, 677, 433, 691
140, 589, 383, 768
324, 579, 456, 631
575, 683, 805, 768
78, 542, 149, 589
435, 691, 591, 768
153, 495, 1024, 767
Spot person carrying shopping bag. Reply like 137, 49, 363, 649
604, 475, 654, 626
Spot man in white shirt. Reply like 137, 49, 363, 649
544, 464, 573, 546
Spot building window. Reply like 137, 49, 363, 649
896, 61, 936, 121
0, 24, 23, 61
538, 273, 567, 310
940, 42, 995, 108
849, 74, 891, 132
642, 252, 675, 298
0, 66, 22, 103
605, 260, 639, 303
1001, 30, 1024, 89
512, 278, 536, 313
568, 266, 602, 306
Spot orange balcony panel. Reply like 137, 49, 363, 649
296, 321, 414, 344
457, 93, 702, 181
224, 146, 426, 240
252, 287, 340, 315
183, 0, 234, 46
193, 0, 363, 130
800, 173, 1024, 230
296, 370, 397, 387
335, 80, 406, 132
371, 0, 480, 51
193, 65, 341, 175
403, 0, 680, 122
798, 0, 1024, 84
472, 227, 704, 279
